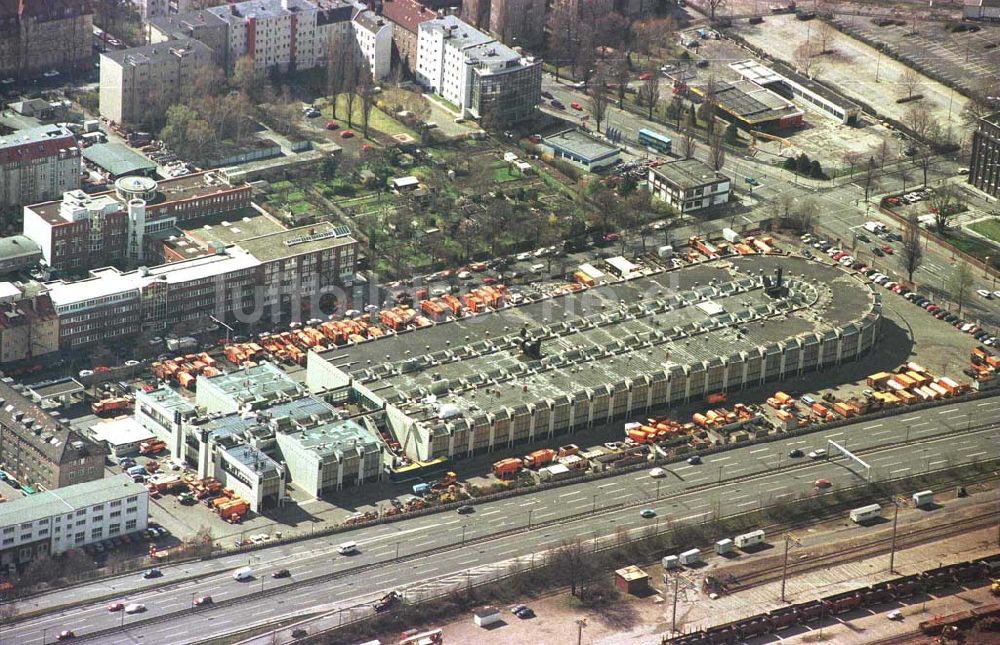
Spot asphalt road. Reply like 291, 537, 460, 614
6, 397, 999, 644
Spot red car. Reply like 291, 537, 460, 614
108, 602, 125, 612
340, 130, 354, 139
926, 304, 939, 313
638, 72, 652, 80
483, 276, 498, 285
881, 244, 894, 255
570, 101, 583, 110
814, 479, 832, 488
324, 120, 339, 130
603, 232, 621, 242
193, 595, 213, 606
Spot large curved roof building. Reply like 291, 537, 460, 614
309, 255, 882, 461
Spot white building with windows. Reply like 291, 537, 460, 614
351, 5, 392, 80
0, 475, 148, 567
647, 159, 731, 213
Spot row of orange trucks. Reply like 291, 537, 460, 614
144, 473, 250, 522
491, 444, 581, 479
221, 320, 389, 368
419, 286, 507, 320
687, 234, 775, 261
969, 346, 1000, 384
151, 352, 221, 390
867, 362, 969, 405
91, 395, 133, 416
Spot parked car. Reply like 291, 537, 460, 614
325, 121, 339, 130
340, 130, 354, 138
550, 99, 565, 109
977, 289, 993, 299
570, 101, 583, 110
541, 91, 553, 99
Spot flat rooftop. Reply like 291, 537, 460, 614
82, 143, 157, 178
542, 129, 620, 161
100, 39, 212, 66
186, 216, 355, 262
0, 475, 143, 527
318, 255, 877, 428
90, 417, 155, 446
198, 361, 304, 408
651, 158, 728, 188
284, 417, 379, 458
709, 79, 803, 124
421, 15, 493, 49
27, 172, 246, 224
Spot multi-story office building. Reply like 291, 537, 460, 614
0, 380, 106, 491
0, 475, 147, 567
46, 245, 261, 349
352, 5, 393, 80
0, 281, 59, 364
99, 40, 215, 127
0, 126, 80, 211
22, 173, 252, 273
416, 15, 540, 123
0, 0, 92, 80
969, 113, 1000, 199
648, 159, 732, 213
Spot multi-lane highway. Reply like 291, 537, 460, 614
4, 397, 999, 644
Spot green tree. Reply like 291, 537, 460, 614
808, 159, 824, 178
795, 153, 811, 175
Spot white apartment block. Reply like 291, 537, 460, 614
648, 159, 732, 213
0, 475, 148, 567
351, 4, 392, 80
130, 0, 169, 20
0, 126, 80, 211
206, 0, 353, 73
416, 15, 541, 122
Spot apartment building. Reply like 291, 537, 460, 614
205, 0, 353, 74
0, 126, 80, 211
0, 379, 106, 491
648, 159, 732, 213
130, 0, 169, 20
22, 173, 252, 273
0, 0, 92, 80
352, 5, 393, 80
0, 475, 147, 567
99, 40, 215, 127
380, 0, 438, 73
147, 9, 232, 67
416, 15, 540, 123
0, 281, 59, 364
969, 113, 1000, 198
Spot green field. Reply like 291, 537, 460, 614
321, 96, 417, 139
969, 218, 1000, 244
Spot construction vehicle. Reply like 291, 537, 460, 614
492, 458, 523, 479
91, 396, 132, 416
374, 591, 402, 612
139, 440, 167, 456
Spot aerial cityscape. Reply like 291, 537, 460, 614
0, 0, 999, 643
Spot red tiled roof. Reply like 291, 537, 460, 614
380, 0, 435, 33
0, 132, 77, 165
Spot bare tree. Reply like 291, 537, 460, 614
948, 261, 974, 316
898, 67, 921, 100
816, 21, 838, 54
842, 150, 862, 179
864, 156, 877, 201
638, 74, 661, 121
905, 103, 936, 139
914, 146, 933, 187
928, 185, 961, 233
680, 127, 697, 159
356, 60, 376, 139
899, 210, 923, 284
709, 130, 726, 171
588, 67, 609, 133
793, 41, 817, 77
611, 58, 630, 109
326, 32, 353, 120
791, 198, 819, 232
632, 17, 677, 55
343, 61, 360, 128
874, 139, 893, 168
706, 0, 727, 22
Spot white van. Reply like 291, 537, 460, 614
530, 263, 544, 274
337, 541, 358, 555
233, 566, 254, 581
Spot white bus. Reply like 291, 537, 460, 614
849, 504, 881, 524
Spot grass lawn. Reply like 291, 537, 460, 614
321, 96, 417, 140
943, 230, 999, 261
492, 162, 520, 183
968, 218, 1000, 244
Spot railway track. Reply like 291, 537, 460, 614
728, 507, 1000, 591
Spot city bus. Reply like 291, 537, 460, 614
638, 128, 672, 154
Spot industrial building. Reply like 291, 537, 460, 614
0, 474, 148, 567
541, 129, 621, 171
686, 78, 803, 131
0, 379, 106, 491
729, 59, 860, 125
307, 255, 881, 462
969, 113, 1000, 198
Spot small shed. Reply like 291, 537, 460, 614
473, 605, 502, 628
391, 175, 420, 191
614, 565, 650, 595
515, 160, 533, 175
